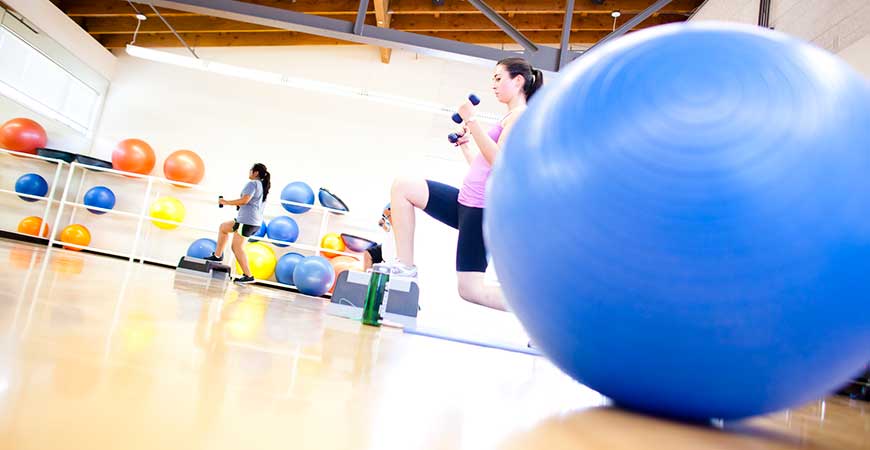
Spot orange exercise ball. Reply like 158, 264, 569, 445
17, 216, 49, 237
0, 118, 47, 155
163, 149, 204, 186
60, 224, 91, 251
329, 255, 362, 293
112, 138, 155, 175
320, 232, 346, 258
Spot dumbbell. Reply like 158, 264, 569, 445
448, 132, 463, 144
451, 94, 480, 124
219, 195, 240, 211
448, 94, 480, 144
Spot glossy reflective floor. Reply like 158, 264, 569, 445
0, 239, 867, 449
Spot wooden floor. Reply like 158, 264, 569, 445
0, 239, 866, 449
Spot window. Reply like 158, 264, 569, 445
0, 26, 101, 134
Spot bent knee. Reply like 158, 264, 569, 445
457, 282, 479, 303
391, 177, 419, 195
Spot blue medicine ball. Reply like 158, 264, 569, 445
83, 186, 116, 215
292, 255, 335, 296
186, 238, 217, 259
275, 252, 305, 285
486, 23, 870, 420
280, 181, 315, 214
15, 173, 48, 202
266, 216, 299, 247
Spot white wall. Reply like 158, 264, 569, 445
692, 0, 761, 25
692, 0, 870, 55
770, 0, 870, 54
86, 45, 529, 343
837, 32, 870, 80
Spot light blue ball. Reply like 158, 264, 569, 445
186, 238, 217, 259
280, 181, 314, 214
487, 23, 870, 420
292, 255, 335, 296
275, 252, 304, 285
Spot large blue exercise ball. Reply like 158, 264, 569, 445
486, 22, 870, 421
266, 216, 299, 247
15, 173, 48, 202
280, 181, 315, 214
186, 238, 217, 259
292, 255, 335, 296
83, 186, 116, 215
275, 252, 305, 285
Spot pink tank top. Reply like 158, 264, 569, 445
457, 124, 503, 208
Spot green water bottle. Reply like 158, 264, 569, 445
362, 263, 390, 326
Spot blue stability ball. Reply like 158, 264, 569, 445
486, 23, 870, 421
292, 255, 335, 296
15, 173, 48, 202
275, 252, 305, 285
266, 216, 299, 247
280, 181, 315, 214
83, 186, 116, 215
249, 221, 268, 242
186, 238, 217, 259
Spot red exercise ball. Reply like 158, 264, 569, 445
163, 149, 205, 186
112, 139, 155, 175
0, 118, 47, 155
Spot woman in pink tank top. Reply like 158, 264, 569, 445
383, 57, 545, 311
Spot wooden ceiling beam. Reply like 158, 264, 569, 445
391, 12, 685, 31
82, 16, 342, 34
80, 13, 686, 34
60, 0, 702, 16
373, 0, 392, 63
386, 0, 702, 14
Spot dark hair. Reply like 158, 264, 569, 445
251, 163, 271, 202
497, 57, 544, 100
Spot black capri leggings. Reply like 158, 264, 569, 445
422, 180, 488, 273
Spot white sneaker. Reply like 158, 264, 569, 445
379, 260, 418, 278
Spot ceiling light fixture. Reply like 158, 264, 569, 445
124, 45, 498, 123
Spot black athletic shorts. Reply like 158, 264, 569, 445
366, 243, 384, 264
423, 180, 488, 273
233, 220, 259, 238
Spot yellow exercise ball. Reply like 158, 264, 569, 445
149, 196, 185, 230
235, 242, 277, 280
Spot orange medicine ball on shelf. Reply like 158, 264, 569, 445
17, 216, 49, 237
112, 138, 156, 175
60, 224, 91, 251
163, 149, 205, 186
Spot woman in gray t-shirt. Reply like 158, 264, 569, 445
205, 163, 271, 284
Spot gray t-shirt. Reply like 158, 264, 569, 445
237, 180, 263, 225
